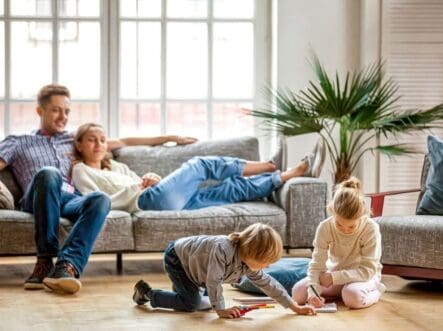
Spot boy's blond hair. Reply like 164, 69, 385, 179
228, 223, 283, 263
328, 176, 369, 219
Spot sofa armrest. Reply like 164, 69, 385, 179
365, 188, 421, 217
275, 177, 328, 248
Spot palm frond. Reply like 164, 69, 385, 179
250, 52, 443, 182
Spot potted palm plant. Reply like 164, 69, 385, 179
251, 55, 443, 183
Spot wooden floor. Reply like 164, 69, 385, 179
0, 253, 442, 331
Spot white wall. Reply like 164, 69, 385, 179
274, 0, 372, 191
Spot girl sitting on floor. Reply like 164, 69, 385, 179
292, 177, 385, 309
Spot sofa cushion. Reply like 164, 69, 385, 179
0, 180, 14, 210
133, 201, 286, 251
417, 135, 443, 215
113, 136, 260, 178
375, 215, 443, 269
416, 154, 430, 210
61, 211, 134, 252
0, 210, 39, 254
231, 257, 310, 295
0, 168, 23, 207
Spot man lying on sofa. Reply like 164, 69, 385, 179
0, 84, 196, 294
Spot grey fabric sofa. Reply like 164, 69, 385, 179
368, 156, 443, 280
0, 137, 328, 271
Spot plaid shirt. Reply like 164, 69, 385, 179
0, 130, 74, 192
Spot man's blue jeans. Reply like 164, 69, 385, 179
137, 156, 282, 211
21, 167, 111, 274
150, 242, 202, 311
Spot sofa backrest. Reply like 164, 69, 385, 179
112, 136, 260, 177
0, 167, 23, 207
416, 154, 430, 212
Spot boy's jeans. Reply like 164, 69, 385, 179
137, 156, 282, 211
22, 167, 111, 274
150, 242, 202, 311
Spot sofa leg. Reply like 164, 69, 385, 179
116, 253, 123, 274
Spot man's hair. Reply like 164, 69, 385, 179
37, 84, 70, 108
229, 223, 283, 264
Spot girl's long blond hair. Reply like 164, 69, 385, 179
72, 123, 111, 170
328, 176, 368, 219
229, 223, 283, 263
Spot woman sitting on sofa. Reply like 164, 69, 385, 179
71, 123, 324, 213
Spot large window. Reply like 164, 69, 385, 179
0, 0, 269, 140
1, 0, 102, 135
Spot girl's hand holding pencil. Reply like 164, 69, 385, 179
308, 295, 325, 308
308, 284, 326, 308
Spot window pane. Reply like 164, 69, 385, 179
65, 103, 100, 132
120, 22, 161, 98
59, 0, 100, 17
212, 103, 253, 139
0, 104, 4, 139
214, 0, 254, 18
10, 103, 39, 134
166, 103, 206, 139
213, 23, 253, 98
0, 0, 3, 15
167, 0, 207, 18
59, 22, 100, 99
119, 103, 161, 137
0, 23, 4, 98
11, 22, 52, 98
167, 23, 207, 98
120, 0, 161, 18
11, 0, 51, 16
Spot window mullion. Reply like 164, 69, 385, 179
161, 0, 167, 134
4, 0, 10, 136
207, 0, 213, 139
104, 0, 115, 136
53, 0, 58, 83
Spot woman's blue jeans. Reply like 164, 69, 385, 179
21, 167, 111, 274
149, 242, 202, 311
137, 156, 282, 211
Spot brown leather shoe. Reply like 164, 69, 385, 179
24, 258, 54, 290
43, 261, 82, 294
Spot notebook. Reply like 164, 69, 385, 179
315, 302, 337, 313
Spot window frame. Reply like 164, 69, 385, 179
0, 0, 108, 136
1, 0, 271, 143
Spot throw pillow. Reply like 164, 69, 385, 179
0, 179, 15, 210
417, 135, 443, 215
231, 257, 310, 295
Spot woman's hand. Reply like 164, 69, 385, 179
174, 136, 198, 145
319, 272, 333, 287
308, 295, 325, 308
216, 306, 243, 319
140, 172, 162, 189
288, 302, 316, 315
